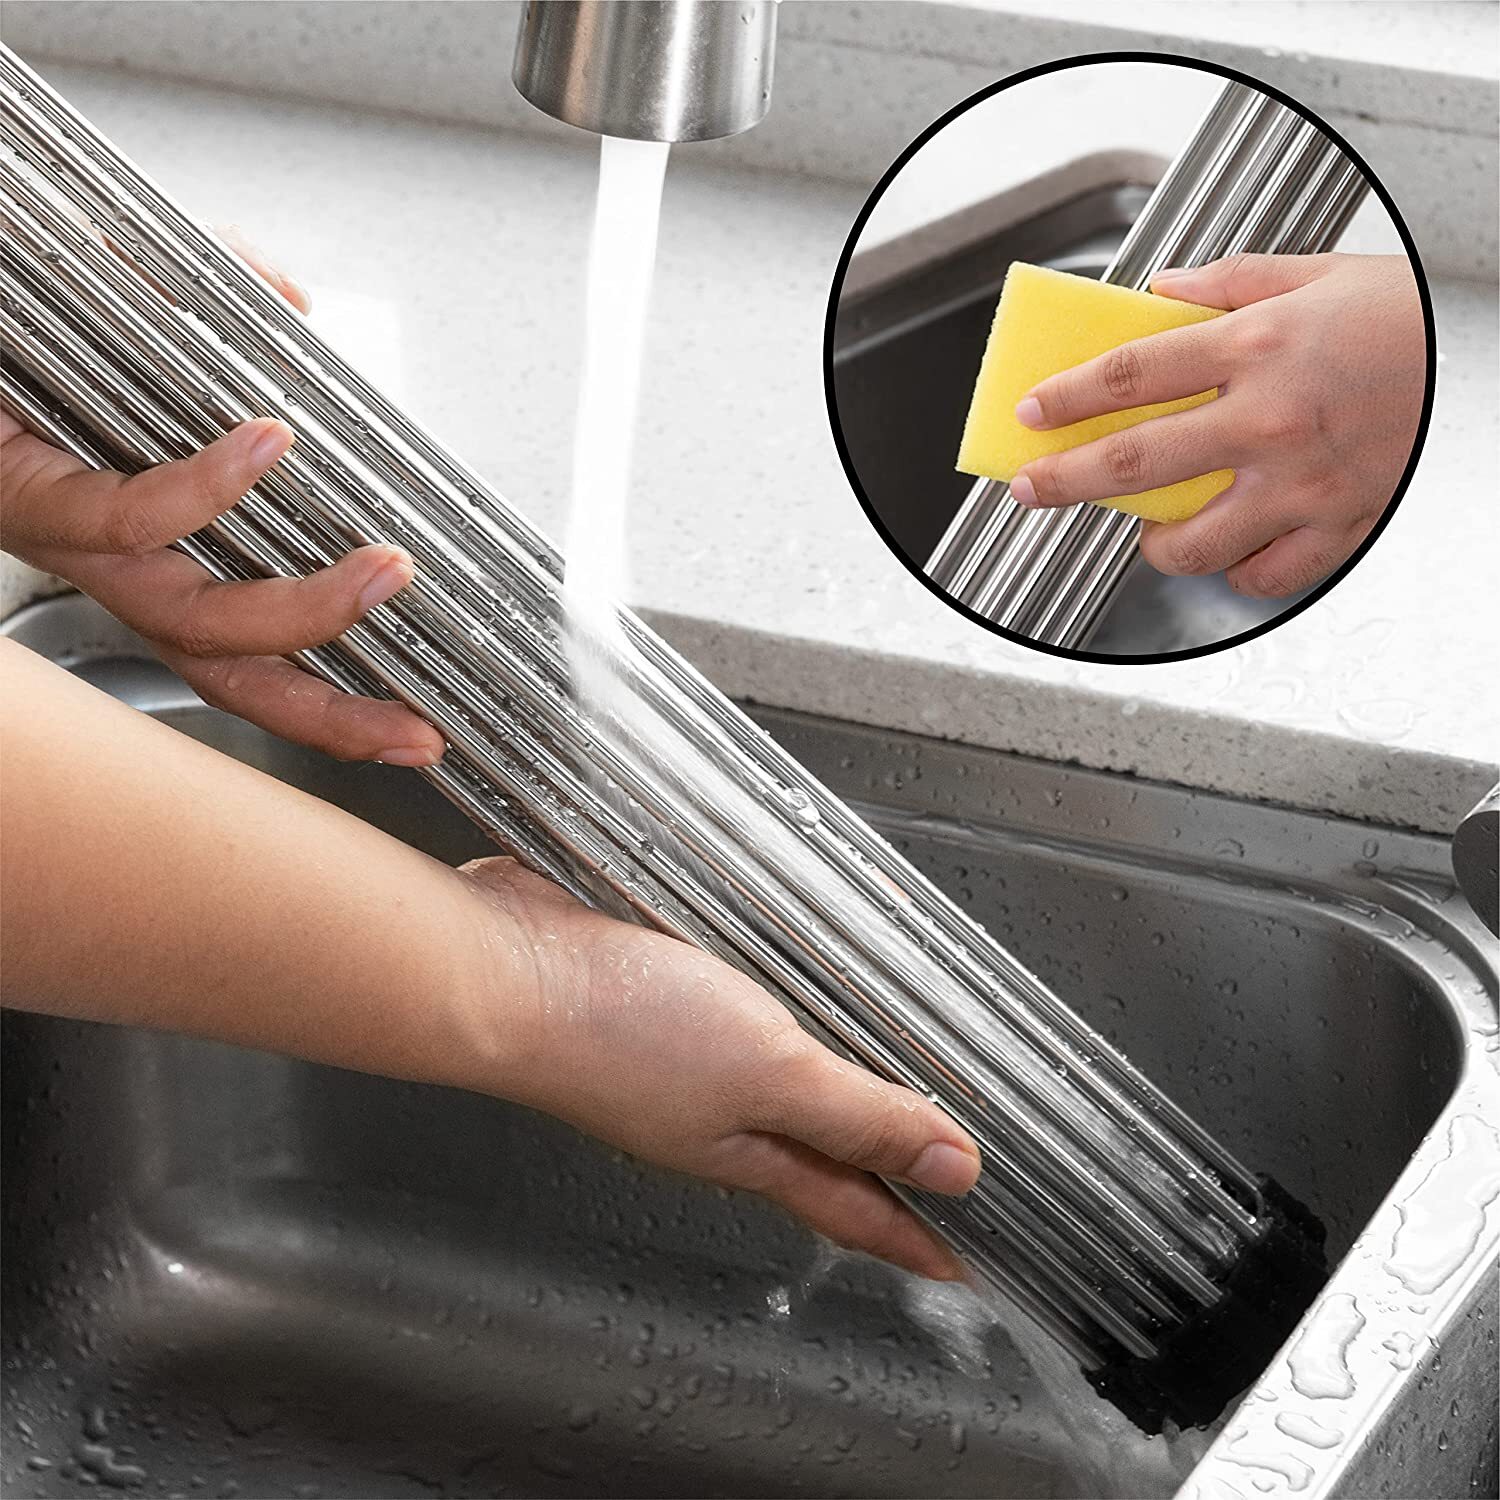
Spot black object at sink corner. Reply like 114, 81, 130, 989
1088, 1175, 1329, 1433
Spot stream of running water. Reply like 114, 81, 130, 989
563, 134, 669, 656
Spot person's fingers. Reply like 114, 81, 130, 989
5, 419, 293, 559
1149, 252, 1333, 311
751, 1039, 981, 1194
72, 544, 417, 659
1137, 478, 1294, 577
1011, 406, 1229, 510
160, 649, 446, 765
1016, 321, 1230, 430
715, 1134, 968, 1281
1224, 523, 1363, 599
215, 223, 312, 314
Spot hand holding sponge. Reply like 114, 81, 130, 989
956, 263, 1233, 524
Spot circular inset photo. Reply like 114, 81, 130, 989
825, 54, 1433, 662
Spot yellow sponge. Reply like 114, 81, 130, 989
956, 262, 1233, 523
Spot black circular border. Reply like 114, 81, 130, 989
821, 50, 1438, 666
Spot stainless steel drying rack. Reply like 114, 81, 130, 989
0, 48, 1324, 1429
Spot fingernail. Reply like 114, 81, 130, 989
246, 419, 293, 470
909, 1142, 978, 1196
358, 554, 412, 613
1010, 472, 1039, 507
1015, 396, 1044, 429
1151, 266, 1190, 280
268, 264, 309, 304
925, 1252, 972, 1284
375, 746, 442, 768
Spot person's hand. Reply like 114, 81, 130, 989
462, 856, 983, 1281
0, 226, 445, 766
1008, 253, 1424, 598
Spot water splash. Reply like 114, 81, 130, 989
984, 1285, 1217, 1497
793, 1249, 1215, 1497
896, 1272, 993, 1380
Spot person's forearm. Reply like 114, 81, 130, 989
0, 639, 529, 1093
0, 642, 985, 1279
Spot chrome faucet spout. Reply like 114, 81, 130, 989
512, 0, 776, 144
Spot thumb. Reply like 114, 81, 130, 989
1150, 252, 1333, 310
756, 1042, 982, 1195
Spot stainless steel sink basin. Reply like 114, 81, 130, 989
830, 175, 1309, 655
3, 594, 1496, 1499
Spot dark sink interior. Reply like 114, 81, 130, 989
2, 676, 1466, 1499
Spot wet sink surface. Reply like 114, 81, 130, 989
2, 599, 1496, 1499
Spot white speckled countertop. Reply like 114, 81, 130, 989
2, 12, 1496, 835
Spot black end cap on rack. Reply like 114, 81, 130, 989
1084, 1176, 1328, 1434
